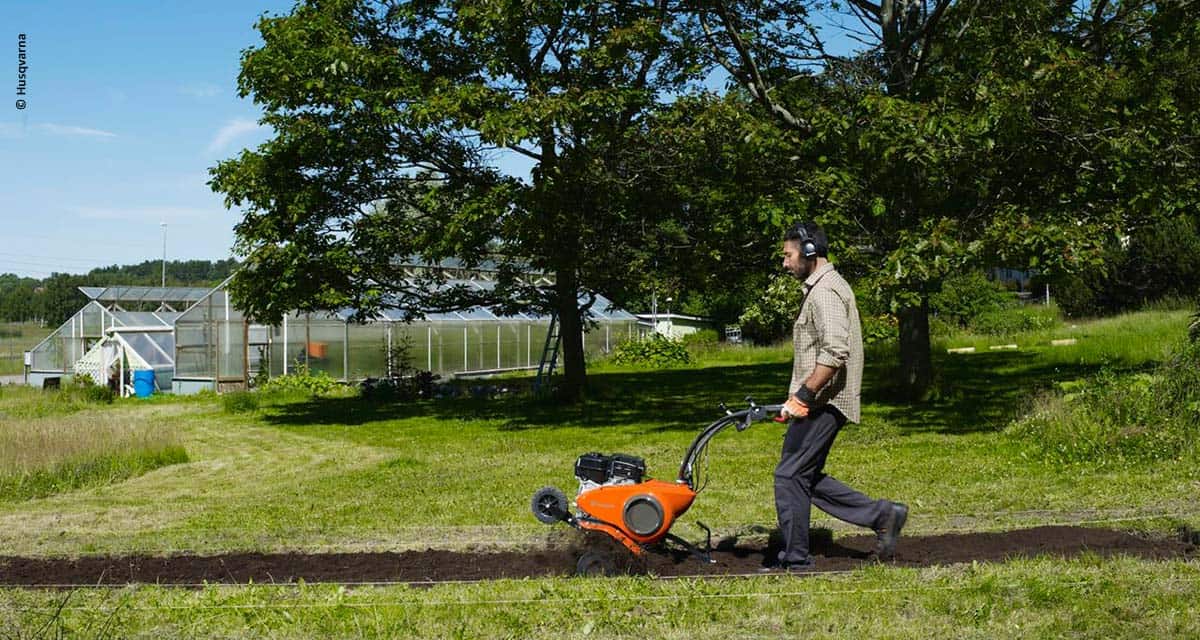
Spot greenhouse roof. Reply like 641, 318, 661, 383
333, 280, 635, 323
79, 285, 215, 304
108, 310, 182, 328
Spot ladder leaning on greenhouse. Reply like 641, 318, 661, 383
533, 311, 561, 394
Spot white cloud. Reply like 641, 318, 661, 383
37, 123, 118, 138
181, 83, 221, 98
207, 118, 265, 153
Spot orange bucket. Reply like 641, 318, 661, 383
307, 341, 327, 359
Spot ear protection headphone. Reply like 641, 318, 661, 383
790, 222, 822, 259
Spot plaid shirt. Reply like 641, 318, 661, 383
789, 262, 864, 423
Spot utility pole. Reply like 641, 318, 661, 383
160, 222, 168, 287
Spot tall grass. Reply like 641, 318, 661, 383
1007, 338, 1200, 466
936, 309, 1189, 366
0, 410, 188, 501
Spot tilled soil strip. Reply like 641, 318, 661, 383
1, 526, 1194, 587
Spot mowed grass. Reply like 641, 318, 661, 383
0, 309, 1196, 637
3, 557, 1198, 638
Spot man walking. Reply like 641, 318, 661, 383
767, 221, 907, 571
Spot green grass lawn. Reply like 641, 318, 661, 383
0, 309, 1196, 637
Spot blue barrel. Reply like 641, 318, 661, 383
132, 370, 156, 398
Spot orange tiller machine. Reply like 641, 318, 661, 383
531, 400, 782, 574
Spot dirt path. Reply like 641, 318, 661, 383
1, 526, 1194, 586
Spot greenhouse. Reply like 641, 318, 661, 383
25, 285, 207, 389
172, 277, 643, 394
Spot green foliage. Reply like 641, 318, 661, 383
739, 273, 897, 347
60, 376, 114, 405
737, 275, 804, 345
259, 364, 341, 397
689, 0, 1200, 394
968, 305, 1059, 336
1008, 341, 1200, 465
208, 0, 743, 400
930, 272, 1014, 328
0, 260, 237, 324
680, 329, 720, 350
1039, 217, 1200, 317
222, 391, 260, 414
610, 335, 692, 368
861, 314, 898, 347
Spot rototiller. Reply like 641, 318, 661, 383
531, 399, 782, 574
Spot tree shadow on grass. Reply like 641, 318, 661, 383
867, 350, 1143, 435
259, 363, 790, 432
259, 350, 1134, 436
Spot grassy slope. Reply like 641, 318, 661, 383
0, 310, 1196, 637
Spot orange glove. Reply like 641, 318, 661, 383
780, 395, 809, 420
779, 386, 817, 421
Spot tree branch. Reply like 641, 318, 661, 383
710, 0, 812, 132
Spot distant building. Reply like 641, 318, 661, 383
26, 267, 639, 394
634, 313, 712, 340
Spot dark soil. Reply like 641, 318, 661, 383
0, 526, 1193, 586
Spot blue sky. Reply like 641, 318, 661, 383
0, 1, 295, 278
0, 2, 861, 280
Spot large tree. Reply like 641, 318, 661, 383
684, 0, 1200, 393
211, 0, 728, 399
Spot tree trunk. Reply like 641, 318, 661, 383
897, 296, 932, 396
554, 271, 587, 402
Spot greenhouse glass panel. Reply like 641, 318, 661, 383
217, 317, 246, 380
81, 304, 104, 336
304, 318, 346, 379
123, 333, 174, 367
436, 322, 467, 376
174, 321, 212, 379
393, 323, 436, 375
498, 322, 524, 370
269, 313, 309, 376
346, 322, 388, 379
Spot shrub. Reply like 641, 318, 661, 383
930, 271, 1014, 328
738, 275, 804, 344
928, 315, 958, 338
611, 335, 692, 367
681, 329, 720, 350
258, 364, 341, 396
968, 305, 1059, 336
861, 314, 897, 347
1039, 217, 1200, 317
1007, 340, 1200, 465
67, 376, 114, 404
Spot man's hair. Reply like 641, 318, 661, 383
783, 222, 829, 258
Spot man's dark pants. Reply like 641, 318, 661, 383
774, 406, 888, 565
